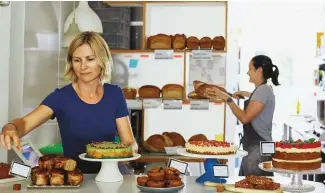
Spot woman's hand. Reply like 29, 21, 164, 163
233, 91, 251, 99
0, 124, 21, 151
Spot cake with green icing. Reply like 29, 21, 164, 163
86, 142, 133, 159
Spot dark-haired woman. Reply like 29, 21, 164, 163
205, 55, 280, 176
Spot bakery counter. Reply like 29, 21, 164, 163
1, 174, 325, 193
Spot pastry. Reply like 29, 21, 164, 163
147, 167, 165, 181
188, 134, 208, 142
0, 163, 12, 179
185, 140, 237, 155
199, 37, 212, 49
212, 36, 226, 50
216, 184, 225, 192
67, 169, 83, 186
49, 169, 65, 186
34, 170, 49, 185
144, 134, 173, 152
53, 156, 77, 172
166, 179, 183, 187
272, 138, 322, 170
147, 180, 165, 188
147, 34, 172, 49
233, 175, 281, 191
138, 85, 161, 99
162, 132, 186, 147
38, 154, 56, 170
161, 84, 183, 99
263, 162, 272, 169
164, 167, 181, 180
186, 36, 199, 49
122, 87, 137, 99
13, 184, 21, 191
86, 141, 133, 159
172, 34, 186, 50
137, 176, 149, 186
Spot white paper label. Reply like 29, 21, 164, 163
9, 161, 31, 178
213, 165, 228, 177
192, 50, 212, 60
163, 100, 182, 110
154, 50, 174, 60
260, 142, 275, 155
168, 159, 188, 174
164, 146, 182, 155
143, 99, 162, 108
190, 100, 209, 110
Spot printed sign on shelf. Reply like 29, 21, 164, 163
192, 49, 212, 60
142, 99, 162, 108
154, 50, 174, 60
190, 100, 209, 110
163, 100, 182, 110
167, 158, 188, 174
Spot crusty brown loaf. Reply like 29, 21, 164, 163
122, 87, 137, 99
187, 91, 201, 99
172, 34, 186, 50
188, 134, 208, 142
162, 84, 183, 99
138, 85, 161, 99
186, 36, 199, 49
196, 83, 230, 99
147, 34, 172, 49
144, 134, 173, 152
162, 132, 186, 147
193, 80, 205, 91
199, 37, 212, 49
213, 36, 226, 50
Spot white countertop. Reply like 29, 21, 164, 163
0, 174, 324, 193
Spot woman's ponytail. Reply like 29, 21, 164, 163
271, 64, 280, 86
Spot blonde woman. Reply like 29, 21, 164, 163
0, 31, 138, 173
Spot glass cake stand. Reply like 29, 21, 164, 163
177, 148, 248, 184
79, 153, 141, 183
259, 162, 325, 192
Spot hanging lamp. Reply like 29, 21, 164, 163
62, 1, 81, 47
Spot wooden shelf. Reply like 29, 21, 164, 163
110, 49, 227, 54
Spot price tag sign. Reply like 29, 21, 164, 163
190, 100, 209, 110
167, 159, 188, 174
164, 146, 183, 155
154, 50, 174, 60
192, 50, 212, 60
142, 99, 162, 108
9, 160, 31, 179
163, 100, 182, 110
213, 164, 229, 178
260, 141, 275, 156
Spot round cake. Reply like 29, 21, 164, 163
185, 140, 237, 155
86, 142, 133, 159
272, 138, 322, 170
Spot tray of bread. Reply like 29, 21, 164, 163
27, 155, 83, 189
0, 163, 24, 184
136, 167, 184, 193
223, 175, 284, 193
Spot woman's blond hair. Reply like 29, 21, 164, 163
64, 31, 113, 83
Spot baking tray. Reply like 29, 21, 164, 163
27, 184, 80, 189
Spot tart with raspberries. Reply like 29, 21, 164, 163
272, 138, 322, 170
185, 140, 237, 155
86, 142, 133, 159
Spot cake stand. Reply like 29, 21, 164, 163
79, 153, 141, 183
259, 162, 325, 192
177, 148, 248, 184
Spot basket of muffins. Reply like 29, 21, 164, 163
136, 167, 184, 192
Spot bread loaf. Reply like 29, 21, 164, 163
139, 85, 161, 99
162, 132, 186, 147
147, 34, 172, 49
193, 80, 205, 91
199, 37, 212, 49
186, 36, 199, 49
187, 91, 208, 99
188, 134, 208, 142
162, 84, 183, 99
213, 36, 226, 50
172, 34, 186, 50
122, 87, 137, 99
144, 134, 173, 152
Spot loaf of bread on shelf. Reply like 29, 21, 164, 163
186, 36, 199, 49
147, 34, 172, 49
162, 84, 183, 99
213, 36, 226, 50
199, 37, 212, 49
193, 80, 205, 91
188, 134, 208, 142
187, 91, 208, 99
172, 34, 186, 50
138, 85, 161, 99
143, 134, 173, 152
122, 87, 137, 99
196, 82, 230, 99
162, 132, 186, 147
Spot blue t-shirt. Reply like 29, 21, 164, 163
41, 83, 129, 173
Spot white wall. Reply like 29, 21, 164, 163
0, 3, 11, 163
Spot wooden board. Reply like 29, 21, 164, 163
224, 184, 283, 193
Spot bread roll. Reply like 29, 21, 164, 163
139, 85, 161, 99
49, 169, 65, 186
172, 34, 186, 50
188, 134, 208, 142
199, 37, 212, 49
162, 84, 183, 99
162, 132, 186, 147
67, 169, 83, 186
122, 87, 137, 99
186, 36, 199, 49
213, 36, 226, 50
147, 34, 172, 49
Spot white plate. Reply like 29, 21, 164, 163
79, 153, 141, 162
177, 148, 248, 159
259, 162, 325, 175
137, 184, 184, 193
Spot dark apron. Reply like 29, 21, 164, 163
239, 83, 273, 176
